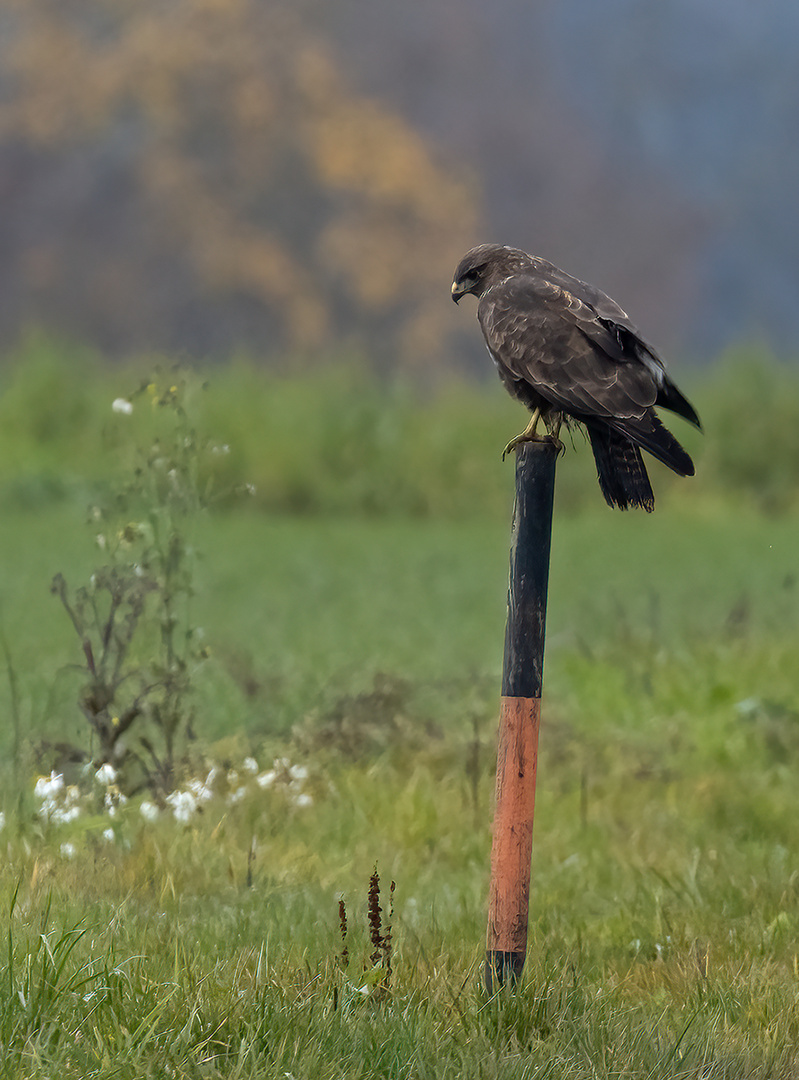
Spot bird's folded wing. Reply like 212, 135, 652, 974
478, 277, 659, 421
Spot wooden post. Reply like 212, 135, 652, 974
485, 440, 558, 992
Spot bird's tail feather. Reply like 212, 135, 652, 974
611, 412, 695, 478
587, 425, 655, 512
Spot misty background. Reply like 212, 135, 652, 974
1, 0, 797, 372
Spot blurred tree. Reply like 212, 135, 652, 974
0, 0, 479, 367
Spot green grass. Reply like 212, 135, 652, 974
3, 499, 799, 1076
3, 342, 799, 1076
5, 502, 798, 747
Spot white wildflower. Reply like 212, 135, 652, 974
112, 398, 133, 415
294, 792, 313, 808
95, 763, 117, 786
186, 777, 214, 803
227, 786, 247, 805
288, 764, 308, 782
140, 800, 160, 822
256, 770, 276, 789
34, 771, 64, 801
243, 757, 259, 774
60, 842, 77, 859
102, 828, 115, 843
51, 805, 82, 825
166, 790, 197, 823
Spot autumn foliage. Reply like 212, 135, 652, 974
0, 0, 479, 366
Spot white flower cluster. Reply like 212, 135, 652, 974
256, 758, 312, 808
165, 789, 198, 823
160, 757, 314, 824
160, 765, 218, 822
30, 754, 314, 839
33, 764, 128, 830
34, 771, 83, 825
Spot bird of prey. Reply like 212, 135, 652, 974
451, 244, 701, 511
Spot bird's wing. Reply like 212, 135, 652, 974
528, 257, 666, 369
527, 256, 633, 326
478, 276, 659, 422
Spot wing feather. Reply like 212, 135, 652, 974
478, 277, 659, 422
527, 255, 666, 371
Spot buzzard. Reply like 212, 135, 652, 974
451, 244, 701, 511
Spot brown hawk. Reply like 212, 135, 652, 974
452, 244, 701, 511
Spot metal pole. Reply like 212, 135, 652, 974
485, 440, 558, 992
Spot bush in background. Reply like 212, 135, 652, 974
0, 334, 798, 518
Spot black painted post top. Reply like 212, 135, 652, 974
501, 441, 559, 700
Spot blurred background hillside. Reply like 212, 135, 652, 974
2, 0, 799, 370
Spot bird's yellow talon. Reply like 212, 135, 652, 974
501, 430, 556, 460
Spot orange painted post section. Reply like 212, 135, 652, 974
485, 441, 557, 992
486, 696, 541, 979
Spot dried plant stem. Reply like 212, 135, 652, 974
338, 899, 349, 969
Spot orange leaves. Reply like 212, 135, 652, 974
301, 46, 470, 222
297, 44, 478, 360
0, 0, 480, 365
4, 17, 123, 143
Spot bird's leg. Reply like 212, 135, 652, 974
547, 416, 565, 457
502, 410, 566, 460
502, 408, 542, 460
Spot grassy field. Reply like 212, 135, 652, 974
2, 347, 799, 1076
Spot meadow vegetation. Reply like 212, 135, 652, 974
1, 338, 799, 1077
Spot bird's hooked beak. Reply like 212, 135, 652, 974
451, 279, 466, 304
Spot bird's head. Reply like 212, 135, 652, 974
451, 244, 534, 303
